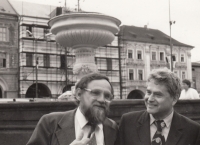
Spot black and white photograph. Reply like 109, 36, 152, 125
0, 0, 200, 145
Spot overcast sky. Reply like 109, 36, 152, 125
16, 0, 200, 62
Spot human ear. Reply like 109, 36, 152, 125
75, 88, 82, 101
172, 97, 178, 106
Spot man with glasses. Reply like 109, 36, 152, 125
27, 73, 118, 145
117, 68, 200, 145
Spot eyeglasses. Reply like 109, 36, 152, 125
82, 88, 113, 101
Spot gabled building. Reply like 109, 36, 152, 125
0, 0, 18, 98
119, 25, 194, 99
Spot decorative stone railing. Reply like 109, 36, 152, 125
0, 99, 200, 145
150, 61, 166, 67
126, 59, 145, 66
127, 80, 146, 87
175, 62, 187, 69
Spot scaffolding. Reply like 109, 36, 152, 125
16, 1, 123, 99
19, 15, 77, 98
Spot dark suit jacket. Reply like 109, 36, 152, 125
27, 109, 118, 145
117, 110, 200, 145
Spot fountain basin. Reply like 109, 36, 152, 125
48, 12, 121, 48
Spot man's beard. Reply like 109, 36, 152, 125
84, 104, 109, 125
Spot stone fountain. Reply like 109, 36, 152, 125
48, 12, 121, 80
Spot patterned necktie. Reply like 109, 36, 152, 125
152, 120, 166, 145
87, 122, 97, 145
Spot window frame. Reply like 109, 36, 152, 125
43, 54, 50, 67
180, 53, 185, 63
127, 49, 133, 59
26, 53, 33, 66
0, 27, 7, 42
181, 71, 186, 80
60, 55, 66, 69
151, 51, 157, 61
137, 50, 143, 60
137, 69, 144, 80
159, 51, 165, 61
128, 68, 134, 80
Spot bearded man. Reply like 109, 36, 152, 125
27, 73, 118, 145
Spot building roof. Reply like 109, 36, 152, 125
119, 25, 193, 48
192, 62, 200, 67
8, 0, 56, 18
0, 0, 17, 15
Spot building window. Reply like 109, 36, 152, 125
182, 71, 186, 80
0, 58, 6, 68
160, 52, 164, 61
26, 26, 32, 37
60, 55, 66, 69
0, 27, 7, 42
172, 54, 176, 61
129, 69, 134, 80
44, 28, 50, 35
44, 28, 50, 39
137, 50, 142, 60
0, 53, 6, 68
43, 54, 50, 67
128, 49, 133, 58
152, 52, 156, 60
95, 57, 97, 64
107, 58, 112, 70
181, 54, 185, 62
26, 53, 33, 66
138, 70, 143, 80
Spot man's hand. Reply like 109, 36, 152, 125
70, 131, 94, 145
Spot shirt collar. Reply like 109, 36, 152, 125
76, 107, 88, 129
150, 111, 174, 128
76, 107, 103, 130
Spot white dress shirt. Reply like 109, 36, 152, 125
150, 111, 174, 141
179, 88, 200, 99
74, 107, 104, 145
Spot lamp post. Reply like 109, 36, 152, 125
26, 30, 52, 98
168, 0, 175, 72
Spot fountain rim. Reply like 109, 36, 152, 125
48, 12, 121, 27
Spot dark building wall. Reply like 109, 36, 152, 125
192, 63, 200, 93
0, 13, 19, 98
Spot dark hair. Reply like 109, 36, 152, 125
147, 68, 181, 100
182, 79, 191, 87
75, 72, 114, 96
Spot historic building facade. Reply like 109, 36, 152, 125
119, 25, 193, 99
9, 0, 121, 98
0, 0, 18, 98
2, 0, 194, 99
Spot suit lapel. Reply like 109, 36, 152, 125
166, 112, 183, 145
56, 110, 76, 145
137, 111, 151, 145
103, 118, 118, 145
